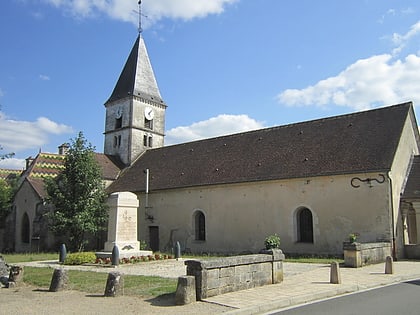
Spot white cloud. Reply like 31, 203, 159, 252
278, 20, 420, 111
0, 158, 25, 170
0, 112, 73, 152
42, 0, 238, 26
392, 21, 420, 55
39, 74, 50, 81
278, 54, 420, 110
165, 114, 264, 145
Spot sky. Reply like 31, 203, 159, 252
1, 0, 420, 169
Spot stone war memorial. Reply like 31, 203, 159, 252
97, 192, 152, 259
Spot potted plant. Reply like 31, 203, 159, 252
264, 234, 281, 250
349, 233, 358, 243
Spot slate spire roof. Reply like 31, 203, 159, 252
106, 35, 165, 105
107, 102, 419, 194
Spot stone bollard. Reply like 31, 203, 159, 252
175, 276, 196, 305
49, 268, 68, 292
385, 256, 394, 274
330, 261, 341, 284
59, 244, 67, 263
104, 271, 124, 297
175, 241, 181, 260
111, 245, 119, 267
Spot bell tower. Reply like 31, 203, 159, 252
104, 14, 166, 166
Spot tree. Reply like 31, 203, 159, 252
0, 178, 13, 223
45, 132, 108, 252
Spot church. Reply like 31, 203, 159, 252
3, 32, 420, 259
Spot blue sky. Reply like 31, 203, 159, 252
1, 0, 420, 169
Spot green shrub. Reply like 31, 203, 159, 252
264, 234, 281, 250
64, 252, 96, 265
139, 240, 149, 250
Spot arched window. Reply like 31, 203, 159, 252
297, 208, 313, 243
194, 211, 206, 241
21, 212, 30, 244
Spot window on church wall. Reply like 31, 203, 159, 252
21, 212, 30, 244
115, 117, 122, 129
297, 208, 314, 243
194, 211, 206, 241
113, 135, 122, 148
144, 118, 153, 130
144, 135, 153, 148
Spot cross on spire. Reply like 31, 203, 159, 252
138, 0, 143, 34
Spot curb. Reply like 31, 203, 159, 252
222, 274, 420, 315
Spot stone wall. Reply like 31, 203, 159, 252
343, 242, 391, 267
185, 249, 284, 300
404, 244, 420, 259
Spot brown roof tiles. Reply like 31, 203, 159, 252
108, 102, 417, 193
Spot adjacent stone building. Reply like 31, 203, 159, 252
3, 150, 123, 252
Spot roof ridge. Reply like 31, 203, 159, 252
159, 102, 413, 150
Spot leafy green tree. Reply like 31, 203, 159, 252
45, 132, 108, 252
0, 178, 13, 223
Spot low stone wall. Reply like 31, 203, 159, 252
404, 244, 420, 259
343, 242, 391, 267
185, 249, 284, 300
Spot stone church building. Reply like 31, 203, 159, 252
3, 33, 420, 258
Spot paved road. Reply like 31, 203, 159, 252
269, 279, 420, 315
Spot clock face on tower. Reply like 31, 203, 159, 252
115, 107, 123, 118
145, 107, 154, 120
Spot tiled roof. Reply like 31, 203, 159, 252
0, 168, 22, 180
20, 152, 123, 198
108, 102, 418, 193
26, 153, 65, 179
402, 156, 420, 200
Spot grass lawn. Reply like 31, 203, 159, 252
23, 267, 177, 297
1, 252, 59, 263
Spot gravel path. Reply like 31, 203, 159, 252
0, 260, 328, 314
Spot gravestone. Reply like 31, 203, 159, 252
98, 192, 152, 259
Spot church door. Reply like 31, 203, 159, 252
149, 226, 159, 252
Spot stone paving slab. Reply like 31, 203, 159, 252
205, 261, 420, 315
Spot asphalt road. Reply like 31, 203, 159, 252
269, 279, 420, 315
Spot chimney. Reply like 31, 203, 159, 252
25, 156, 34, 170
58, 143, 70, 155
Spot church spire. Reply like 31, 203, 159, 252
105, 2, 164, 106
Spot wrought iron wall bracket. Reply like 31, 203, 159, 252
351, 174, 385, 188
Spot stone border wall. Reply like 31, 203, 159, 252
404, 244, 420, 259
185, 249, 284, 300
343, 242, 391, 267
